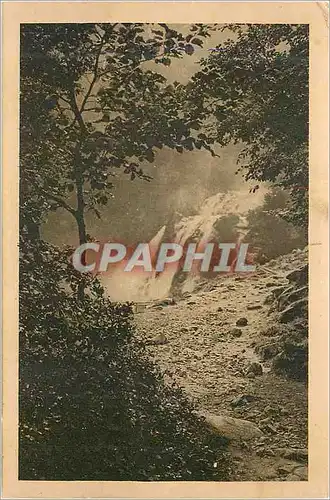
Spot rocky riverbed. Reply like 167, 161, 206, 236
134, 248, 308, 481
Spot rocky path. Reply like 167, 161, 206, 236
134, 250, 308, 481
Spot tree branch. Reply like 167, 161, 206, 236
42, 191, 77, 217
79, 39, 106, 115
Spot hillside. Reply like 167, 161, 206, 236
135, 248, 308, 481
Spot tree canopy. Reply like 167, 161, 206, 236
19, 23, 230, 481
20, 23, 214, 244
19, 23, 309, 480
188, 24, 309, 226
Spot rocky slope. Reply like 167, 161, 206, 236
134, 248, 308, 481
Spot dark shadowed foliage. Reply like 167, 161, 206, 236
19, 237, 229, 481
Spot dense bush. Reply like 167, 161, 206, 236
272, 334, 308, 381
245, 189, 307, 262
19, 238, 229, 481
257, 324, 308, 382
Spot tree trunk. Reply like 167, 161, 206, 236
75, 161, 87, 301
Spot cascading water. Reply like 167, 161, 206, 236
101, 188, 266, 302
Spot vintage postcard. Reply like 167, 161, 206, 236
2, 2, 329, 499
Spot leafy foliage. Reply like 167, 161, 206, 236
245, 188, 307, 261
19, 22, 231, 477
273, 335, 308, 381
213, 214, 240, 243
20, 23, 212, 250
189, 24, 309, 226
19, 238, 229, 481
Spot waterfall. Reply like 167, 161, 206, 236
101, 188, 266, 302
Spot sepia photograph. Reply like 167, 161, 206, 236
1, 2, 329, 499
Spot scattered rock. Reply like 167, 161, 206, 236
256, 435, 267, 445
285, 473, 303, 481
263, 405, 278, 416
146, 332, 168, 346
264, 471, 278, 480
229, 328, 243, 338
231, 394, 256, 407
212, 333, 225, 342
256, 448, 275, 457
236, 317, 248, 327
202, 413, 264, 442
292, 465, 308, 480
151, 297, 176, 308
264, 423, 277, 435
285, 465, 308, 481
277, 464, 296, 476
256, 342, 279, 361
259, 417, 272, 426
264, 294, 275, 305
246, 362, 263, 376
276, 447, 308, 462
135, 249, 308, 482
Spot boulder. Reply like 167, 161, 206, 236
202, 413, 264, 442
236, 317, 248, 327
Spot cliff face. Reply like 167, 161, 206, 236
259, 257, 308, 380
134, 247, 308, 481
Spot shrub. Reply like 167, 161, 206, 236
245, 188, 307, 262
272, 334, 308, 381
19, 238, 229, 481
